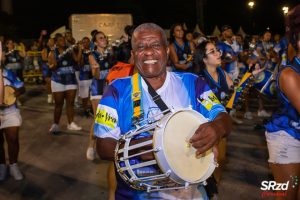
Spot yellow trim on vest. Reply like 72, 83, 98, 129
132, 73, 142, 119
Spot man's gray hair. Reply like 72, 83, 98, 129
131, 23, 168, 47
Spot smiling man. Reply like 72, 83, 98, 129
94, 23, 232, 200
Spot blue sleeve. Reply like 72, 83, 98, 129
94, 84, 121, 139
195, 77, 226, 121
7, 70, 24, 89
217, 42, 236, 56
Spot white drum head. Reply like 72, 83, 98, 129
162, 110, 214, 183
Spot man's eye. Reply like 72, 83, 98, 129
137, 45, 145, 50
151, 43, 161, 49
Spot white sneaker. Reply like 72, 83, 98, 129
257, 110, 271, 117
86, 147, 96, 161
0, 164, 7, 181
47, 94, 53, 104
67, 122, 82, 131
49, 123, 60, 134
244, 112, 253, 120
9, 163, 23, 180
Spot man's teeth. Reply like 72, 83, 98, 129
144, 60, 157, 64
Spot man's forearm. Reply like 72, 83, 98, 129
96, 137, 118, 161
212, 112, 232, 139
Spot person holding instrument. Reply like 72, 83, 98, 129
0, 41, 25, 181
94, 23, 232, 200
48, 33, 82, 134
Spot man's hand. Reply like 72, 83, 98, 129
189, 121, 220, 156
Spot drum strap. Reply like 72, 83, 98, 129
142, 77, 170, 115
131, 73, 144, 124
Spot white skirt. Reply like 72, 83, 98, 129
79, 79, 92, 99
51, 81, 77, 93
0, 109, 22, 129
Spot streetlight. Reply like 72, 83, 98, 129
282, 6, 289, 15
248, 1, 255, 32
248, 1, 255, 9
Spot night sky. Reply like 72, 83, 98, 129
8, 0, 300, 38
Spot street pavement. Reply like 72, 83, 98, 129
0, 85, 275, 200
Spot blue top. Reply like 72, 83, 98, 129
79, 51, 93, 81
199, 67, 229, 101
172, 41, 193, 72
51, 48, 77, 85
94, 71, 226, 199
265, 56, 300, 140
4, 50, 21, 65
216, 41, 237, 75
1, 69, 24, 114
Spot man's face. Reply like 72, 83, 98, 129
223, 28, 233, 39
82, 38, 90, 49
131, 30, 169, 78
263, 32, 271, 42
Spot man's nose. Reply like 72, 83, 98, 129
143, 46, 155, 56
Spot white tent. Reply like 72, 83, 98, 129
237, 26, 247, 38
193, 24, 205, 36
183, 23, 188, 31
211, 25, 221, 37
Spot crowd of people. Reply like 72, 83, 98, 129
0, 4, 299, 200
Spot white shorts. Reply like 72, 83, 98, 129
90, 95, 102, 100
0, 109, 22, 129
79, 79, 92, 98
51, 81, 77, 93
265, 130, 300, 164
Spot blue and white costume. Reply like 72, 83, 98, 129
199, 67, 229, 103
78, 51, 93, 98
216, 41, 239, 80
0, 69, 24, 129
51, 48, 77, 92
4, 50, 23, 80
265, 56, 300, 164
94, 71, 226, 200
171, 41, 193, 72
90, 50, 111, 100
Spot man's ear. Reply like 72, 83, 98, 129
131, 50, 134, 58
166, 46, 170, 56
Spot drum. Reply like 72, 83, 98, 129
115, 109, 216, 192
4, 86, 16, 106
254, 70, 276, 97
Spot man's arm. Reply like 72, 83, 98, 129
189, 112, 232, 156
96, 137, 118, 161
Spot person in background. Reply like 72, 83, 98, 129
86, 31, 114, 160
65, 29, 76, 47
41, 38, 55, 104
48, 33, 82, 134
3, 39, 26, 81
217, 25, 243, 124
265, 4, 300, 199
0, 54, 25, 181
78, 37, 93, 117
169, 23, 195, 72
